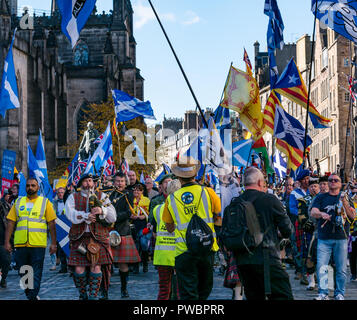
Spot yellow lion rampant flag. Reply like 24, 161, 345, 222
221, 66, 264, 140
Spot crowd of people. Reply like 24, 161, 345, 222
0, 157, 356, 301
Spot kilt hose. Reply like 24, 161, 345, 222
111, 235, 141, 264
68, 233, 113, 267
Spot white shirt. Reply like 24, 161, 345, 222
65, 190, 116, 232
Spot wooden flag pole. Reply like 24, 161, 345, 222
147, 0, 208, 128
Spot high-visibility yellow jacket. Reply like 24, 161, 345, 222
166, 185, 218, 257
153, 204, 176, 266
14, 196, 48, 247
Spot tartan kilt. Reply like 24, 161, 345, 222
68, 233, 113, 267
111, 235, 141, 264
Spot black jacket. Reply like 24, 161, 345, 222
110, 189, 134, 236
0, 199, 10, 245
230, 189, 294, 266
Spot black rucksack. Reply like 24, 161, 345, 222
221, 196, 267, 254
174, 187, 214, 256
186, 213, 214, 255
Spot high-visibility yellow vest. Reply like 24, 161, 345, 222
167, 185, 218, 257
153, 204, 176, 266
14, 196, 48, 247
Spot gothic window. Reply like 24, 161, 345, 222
74, 41, 89, 66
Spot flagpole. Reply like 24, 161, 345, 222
219, 62, 233, 105
302, 1, 318, 168
147, 0, 208, 129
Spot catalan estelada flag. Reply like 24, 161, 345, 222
276, 138, 304, 172
273, 58, 331, 128
221, 66, 264, 140
263, 90, 280, 135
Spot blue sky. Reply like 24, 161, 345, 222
18, 0, 314, 124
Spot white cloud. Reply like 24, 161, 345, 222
182, 10, 201, 25
133, 1, 176, 29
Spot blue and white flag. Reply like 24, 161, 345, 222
84, 122, 113, 174
112, 89, 156, 123
184, 135, 205, 179
35, 129, 48, 181
273, 150, 287, 179
155, 163, 171, 182
274, 106, 312, 151
55, 214, 71, 257
27, 141, 53, 202
0, 29, 20, 118
232, 139, 254, 168
311, 0, 357, 43
214, 106, 231, 130
264, 0, 284, 51
132, 138, 146, 165
57, 0, 97, 48
18, 171, 26, 197
140, 171, 145, 184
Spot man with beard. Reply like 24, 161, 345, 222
65, 173, 116, 300
110, 173, 140, 298
4, 177, 57, 300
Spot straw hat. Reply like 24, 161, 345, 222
171, 156, 201, 178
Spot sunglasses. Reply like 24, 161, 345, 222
328, 179, 340, 183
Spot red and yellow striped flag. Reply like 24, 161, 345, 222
263, 90, 281, 135
112, 118, 119, 138
276, 139, 304, 172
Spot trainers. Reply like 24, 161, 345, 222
335, 294, 345, 300
314, 294, 329, 300
49, 265, 56, 271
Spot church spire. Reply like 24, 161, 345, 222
112, 0, 126, 31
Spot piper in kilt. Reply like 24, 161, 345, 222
64, 173, 116, 300
110, 173, 141, 298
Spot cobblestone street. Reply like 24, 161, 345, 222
1, 251, 357, 300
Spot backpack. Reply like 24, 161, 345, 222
221, 196, 267, 254
186, 213, 214, 256
175, 187, 214, 256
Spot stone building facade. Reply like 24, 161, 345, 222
256, 21, 355, 179
0, 0, 144, 175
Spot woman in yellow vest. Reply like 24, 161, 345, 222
153, 179, 181, 300
131, 183, 150, 273
162, 156, 221, 300
4, 177, 57, 300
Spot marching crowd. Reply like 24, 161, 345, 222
0, 156, 356, 301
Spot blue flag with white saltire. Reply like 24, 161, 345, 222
232, 139, 254, 168
140, 171, 145, 184
311, 0, 357, 43
132, 138, 146, 165
264, 0, 284, 51
112, 89, 156, 123
274, 105, 312, 151
84, 122, 113, 174
214, 106, 231, 130
155, 163, 171, 182
27, 141, 53, 201
36, 129, 48, 181
184, 135, 205, 179
290, 163, 304, 181
55, 214, 71, 257
273, 150, 287, 179
0, 29, 20, 118
18, 171, 26, 197
57, 0, 97, 48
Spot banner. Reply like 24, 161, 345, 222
1, 149, 16, 196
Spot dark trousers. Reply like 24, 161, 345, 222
175, 251, 214, 300
15, 247, 46, 300
0, 246, 11, 280
237, 263, 294, 300
57, 242, 67, 269
350, 240, 357, 277
157, 266, 174, 300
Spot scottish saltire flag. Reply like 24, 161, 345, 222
311, 0, 357, 43
184, 135, 205, 179
55, 214, 71, 257
290, 163, 304, 181
131, 138, 146, 165
264, 0, 284, 50
84, 122, 113, 174
232, 139, 254, 168
273, 150, 287, 179
18, 171, 26, 197
214, 106, 230, 129
155, 163, 171, 182
112, 89, 156, 123
0, 29, 20, 118
35, 129, 48, 181
57, 0, 97, 48
273, 58, 331, 128
140, 172, 145, 184
274, 105, 313, 151
27, 141, 53, 202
